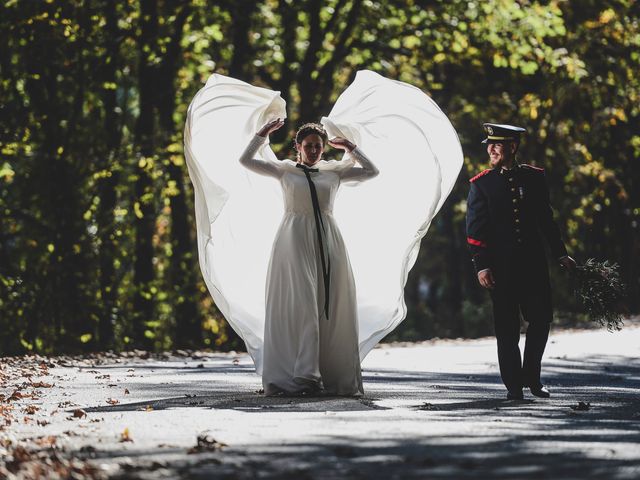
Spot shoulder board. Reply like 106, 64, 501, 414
469, 169, 491, 183
520, 164, 544, 172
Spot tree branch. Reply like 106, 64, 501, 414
316, 0, 363, 110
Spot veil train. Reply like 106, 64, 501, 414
184, 70, 463, 373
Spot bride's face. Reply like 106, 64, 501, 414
296, 134, 324, 166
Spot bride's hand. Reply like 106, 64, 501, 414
257, 118, 285, 137
328, 137, 356, 152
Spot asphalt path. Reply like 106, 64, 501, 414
2, 324, 640, 479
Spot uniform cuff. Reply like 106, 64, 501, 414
472, 253, 490, 273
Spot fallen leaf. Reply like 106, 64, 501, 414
124, 388, 130, 395
8, 390, 23, 401
72, 409, 87, 419
187, 433, 227, 454
33, 435, 57, 447
30, 381, 53, 388
10, 445, 32, 462
570, 401, 591, 411
22, 405, 39, 415
120, 427, 133, 442
106, 398, 119, 405
0, 405, 15, 416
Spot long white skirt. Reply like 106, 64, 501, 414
263, 212, 363, 396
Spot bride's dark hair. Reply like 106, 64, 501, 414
295, 123, 327, 144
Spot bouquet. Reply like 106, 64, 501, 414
574, 258, 626, 331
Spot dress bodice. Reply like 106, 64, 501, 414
238, 134, 379, 218
281, 170, 339, 215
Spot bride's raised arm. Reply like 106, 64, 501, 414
328, 137, 379, 183
342, 147, 379, 182
239, 118, 285, 178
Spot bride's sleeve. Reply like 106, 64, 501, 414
339, 147, 379, 183
239, 134, 283, 178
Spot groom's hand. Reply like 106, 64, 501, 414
477, 269, 495, 289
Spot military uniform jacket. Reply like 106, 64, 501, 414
465, 164, 567, 274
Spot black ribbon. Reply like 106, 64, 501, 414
296, 163, 331, 320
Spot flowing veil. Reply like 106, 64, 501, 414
184, 71, 463, 373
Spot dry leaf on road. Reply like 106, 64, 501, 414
120, 427, 133, 443
72, 409, 87, 419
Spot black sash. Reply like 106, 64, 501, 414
296, 163, 331, 320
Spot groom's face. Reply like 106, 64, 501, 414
487, 141, 516, 169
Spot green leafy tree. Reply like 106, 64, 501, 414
0, 0, 637, 355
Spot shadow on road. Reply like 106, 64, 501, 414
80, 353, 640, 414
71, 353, 640, 479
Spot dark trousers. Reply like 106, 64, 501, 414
490, 252, 553, 392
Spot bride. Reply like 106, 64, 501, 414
184, 70, 463, 395
239, 120, 378, 396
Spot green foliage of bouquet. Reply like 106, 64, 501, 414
575, 259, 626, 331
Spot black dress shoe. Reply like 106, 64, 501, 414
529, 385, 550, 398
506, 390, 524, 400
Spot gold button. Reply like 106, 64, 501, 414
514, 208, 519, 213
512, 198, 517, 203
517, 239, 523, 243
509, 178, 514, 182
515, 219, 520, 223
511, 187, 516, 192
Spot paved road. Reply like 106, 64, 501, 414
2, 325, 640, 479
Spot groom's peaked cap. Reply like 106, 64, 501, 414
482, 123, 526, 144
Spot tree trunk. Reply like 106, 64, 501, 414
297, 0, 322, 122
132, 0, 158, 349
96, 0, 122, 349
158, 5, 203, 349
228, 0, 256, 81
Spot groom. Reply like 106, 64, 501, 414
466, 123, 576, 400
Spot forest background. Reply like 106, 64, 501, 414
1, 0, 638, 355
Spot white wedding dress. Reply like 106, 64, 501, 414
239, 135, 378, 395
183, 70, 463, 389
